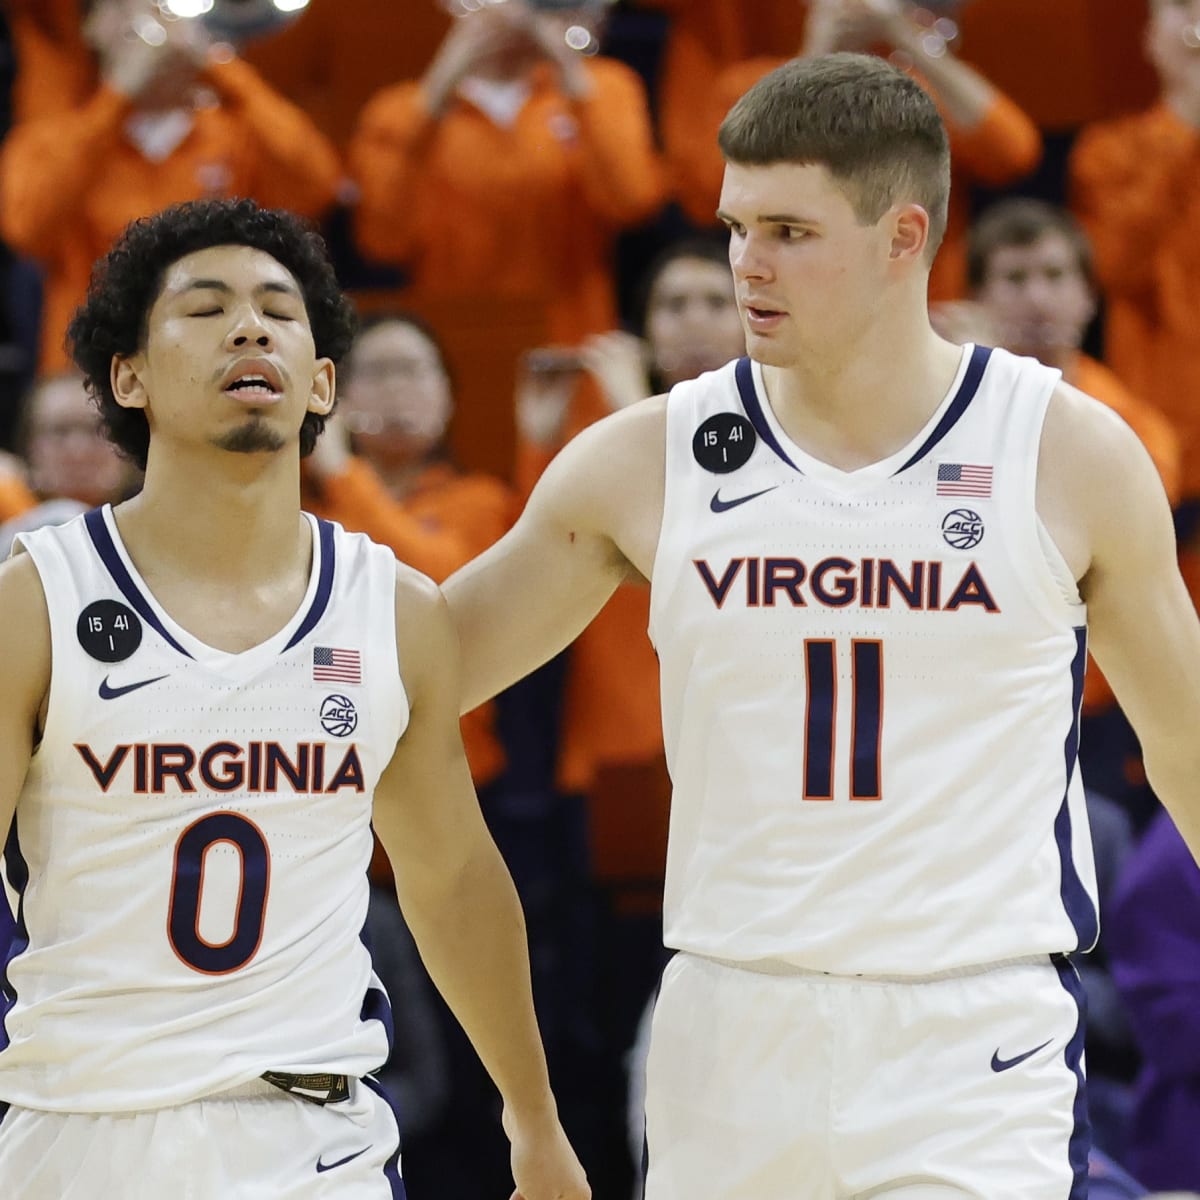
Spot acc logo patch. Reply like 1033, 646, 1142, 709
942, 509, 984, 550
320, 694, 358, 738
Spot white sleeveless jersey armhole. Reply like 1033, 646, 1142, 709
0, 507, 409, 1111
649, 346, 1097, 976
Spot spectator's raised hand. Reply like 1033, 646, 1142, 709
98, 2, 210, 100
423, 6, 530, 115
579, 331, 651, 413
515, 348, 582, 448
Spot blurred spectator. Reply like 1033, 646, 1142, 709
0, 371, 136, 555
633, 0, 809, 212
1090, 1146, 1151, 1199
960, 196, 1181, 514
656, 0, 1041, 301
1070, 0, 1200, 535
304, 310, 515, 792
239, 0, 454, 149
0, 0, 343, 373
952, 0, 1157, 133
347, 0, 666, 368
1107, 810, 1200, 1192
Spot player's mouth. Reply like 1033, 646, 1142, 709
221, 359, 285, 404
745, 305, 788, 331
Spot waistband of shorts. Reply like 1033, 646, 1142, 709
691, 951, 1054, 985
206, 1078, 287, 1101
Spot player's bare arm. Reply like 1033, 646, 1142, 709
0, 552, 51, 839
372, 564, 589, 1200
1043, 383, 1200, 860
444, 395, 667, 713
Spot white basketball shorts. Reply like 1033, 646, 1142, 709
0, 1076, 404, 1199
644, 952, 1088, 1199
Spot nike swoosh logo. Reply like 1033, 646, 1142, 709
316, 1146, 371, 1174
98, 674, 169, 700
710, 486, 779, 513
990, 1039, 1052, 1072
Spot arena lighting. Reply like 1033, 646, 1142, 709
161, 0, 215, 16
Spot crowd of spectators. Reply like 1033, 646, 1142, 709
1, 1, 1199, 1197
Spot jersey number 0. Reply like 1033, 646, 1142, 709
167, 811, 271, 974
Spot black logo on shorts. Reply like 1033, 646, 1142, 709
942, 509, 984, 550
320, 695, 358, 737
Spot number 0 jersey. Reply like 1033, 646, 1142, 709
1, 507, 406, 1111
649, 346, 1099, 976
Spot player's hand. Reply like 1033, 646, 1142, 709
579, 331, 651, 414
504, 1106, 590, 1200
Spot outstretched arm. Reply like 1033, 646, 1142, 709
444, 397, 665, 713
373, 567, 588, 1200
1047, 386, 1200, 862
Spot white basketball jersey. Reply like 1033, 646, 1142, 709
649, 346, 1098, 976
0, 507, 407, 1111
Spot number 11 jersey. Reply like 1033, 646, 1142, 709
648, 346, 1099, 976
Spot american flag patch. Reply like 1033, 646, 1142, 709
313, 646, 361, 684
937, 463, 993, 497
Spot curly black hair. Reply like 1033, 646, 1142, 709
66, 198, 358, 469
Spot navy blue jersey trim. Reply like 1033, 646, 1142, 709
895, 344, 992, 474
85, 509, 194, 658
361, 1076, 407, 1198
283, 518, 336, 652
1052, 955, 1092, 1199
0, 818, 30, 1053
1054, 627, 1099, 951
735, 357, 801, 472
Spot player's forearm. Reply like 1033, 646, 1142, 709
1143, 760, 1200, 868
394, 836, 557, 1122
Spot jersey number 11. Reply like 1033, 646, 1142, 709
803, 638, 883, 802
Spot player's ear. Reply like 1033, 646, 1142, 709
308, 358, 336, 417
111, 354, 149, 411
888, 203, 931, 265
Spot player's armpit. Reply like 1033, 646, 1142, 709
444, 397, 665, 713
0, 551, 52, 835
1060, 389, 1200, 862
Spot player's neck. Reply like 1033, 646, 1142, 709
116, 451, 307, 586
759, 324, 963, 471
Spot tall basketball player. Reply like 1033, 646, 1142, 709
444, 54, 1200, 1198
0, 199, 588, 1200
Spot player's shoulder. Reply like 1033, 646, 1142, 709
1043, 379, 1148, 466
547, 392, 667, 494
0, 546, 52, 692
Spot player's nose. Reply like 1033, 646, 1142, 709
224, 305, 273, 350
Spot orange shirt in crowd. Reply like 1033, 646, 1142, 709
347, 59, 667, 348
7, 0, 94, 122
684, 56, 1041, 302
1070, 103, 1200, 500
240, 0, 453, 149
0, 58, 343, 372
0, 474, 36, 523
305, 456, 515, 787
1069, 352, 1183, 715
